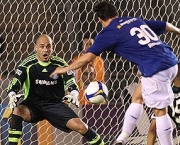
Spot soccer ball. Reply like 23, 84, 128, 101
85, 81, 108, 104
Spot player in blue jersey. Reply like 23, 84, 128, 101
50, 1, 180, 145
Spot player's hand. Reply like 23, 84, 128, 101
50, 67, 67, 79
63, 90, 79, 108
8, 92, 23, 110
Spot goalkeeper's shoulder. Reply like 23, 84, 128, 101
18, 54, 37, 67
50, 55, 68, 67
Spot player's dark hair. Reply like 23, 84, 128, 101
93, 1, 119, 21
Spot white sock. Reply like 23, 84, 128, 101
156, 114, 173, 145
116, 103, 143, 143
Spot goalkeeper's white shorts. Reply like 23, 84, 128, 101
141, 64, 178, 109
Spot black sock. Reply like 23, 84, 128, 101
9, 114, 23, 145
172, 86, 180, 94
82, 127, 104, 145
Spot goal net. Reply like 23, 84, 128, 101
0, 0, 180, 145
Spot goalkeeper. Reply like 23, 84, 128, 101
7, 34, 104, 145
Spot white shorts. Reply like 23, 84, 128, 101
141, 65, 178, 109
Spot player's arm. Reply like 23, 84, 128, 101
4, 65, 26, 117
144, 19, 180, 35
50, 32, 115, 77
50, 52, 96, 77
165, 22, 180, 35
7, 66, 27, 94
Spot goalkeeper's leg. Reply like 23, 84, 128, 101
82, 127, 104, 145
9, 114, 23, 145
66, 118, 104, 145
8, 104, 32, 145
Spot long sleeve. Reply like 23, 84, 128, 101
7, 66, 27, 94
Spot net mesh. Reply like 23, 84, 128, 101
0, 0, 180, 145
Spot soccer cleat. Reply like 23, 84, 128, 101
112, 140, 124, 145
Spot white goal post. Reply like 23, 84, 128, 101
0, 0, 180, 145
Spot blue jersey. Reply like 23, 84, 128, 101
87, 17, 178, 77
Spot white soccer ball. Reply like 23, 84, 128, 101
85, 81, 108, 104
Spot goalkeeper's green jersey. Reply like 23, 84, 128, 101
7, 54, 79, 100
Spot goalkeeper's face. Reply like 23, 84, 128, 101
35, 35, 53, 62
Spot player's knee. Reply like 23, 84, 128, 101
67, 118, 88, 134
13, 105, 31, 120
13, 107, 23, 116
76, 124, 88, 134
72, 121, 88, 134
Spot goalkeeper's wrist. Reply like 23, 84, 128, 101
8, 91, 16, 97
70, 90, 79, 98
